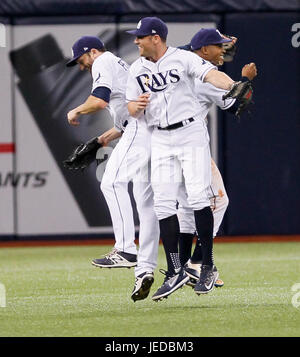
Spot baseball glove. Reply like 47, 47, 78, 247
63, 137, 102, 170
222, 35, 237, 62
222, 80, 254, 117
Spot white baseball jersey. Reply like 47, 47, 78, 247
126, 46, 216, 128
92, 51, 130, 131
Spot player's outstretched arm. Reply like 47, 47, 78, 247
98, 127, 122, 146
204, 69, 235, 91
127, 93, 150, 118
67, 95, 108, 126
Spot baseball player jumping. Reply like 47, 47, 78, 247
65, 36, 160, 301
176, 29, 257, 290
126, 17, 252, 301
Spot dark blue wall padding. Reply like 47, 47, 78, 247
0, 0, 299, 16
0, 16, 10, 24
221, 12, 300, 235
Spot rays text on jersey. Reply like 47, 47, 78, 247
136, 69, 180, 93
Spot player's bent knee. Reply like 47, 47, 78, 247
218, 193, 229, 210
224, 194, 229, 209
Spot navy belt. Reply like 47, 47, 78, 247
157, 118, 194, 131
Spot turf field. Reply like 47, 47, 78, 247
0, 242, 299, 337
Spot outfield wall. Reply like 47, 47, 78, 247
0, 2, 299, 240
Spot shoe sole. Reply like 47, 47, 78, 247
131, 276, 154, 302
185, 268, 199, 281
152, 275, 190, 301
91, 261, 137, 268
186, 282, 224, 288
187, 278, 224, 289
214, 279, 224, 288
194, 271, 219, 295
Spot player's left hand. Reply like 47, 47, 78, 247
67, 110, 81, 126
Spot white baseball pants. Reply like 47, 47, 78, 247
100, 118, 159, 276
177, 159, 229, 237
151, 119, 212, 220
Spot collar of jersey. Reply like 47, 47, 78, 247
92, 51, 112, 67
141, 46, 178, 69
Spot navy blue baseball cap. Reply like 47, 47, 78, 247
66, 36, 104, 67
190, 29, 232, 51
126, 17, 168, 39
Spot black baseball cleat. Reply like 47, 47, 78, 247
184, 260, 201, 280
131, 272, 154, 302
184, 261, 200, 288
152, 268, 189, 301
92, 248, 137, 268
194, 264, 218, 295
184, 260, 224, 288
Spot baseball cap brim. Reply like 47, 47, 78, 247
126, 29, 151, 36
202, 38, 233, 47
66, 55, 81, 67
214, 37, 232, 44
177, 44, 191, 51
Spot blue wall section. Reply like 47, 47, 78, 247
222, 12, 300, 235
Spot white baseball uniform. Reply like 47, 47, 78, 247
91, 52, 129, 132
126, 47, 217, 220
177, 77, 235, 237
92, 52, 159, 276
